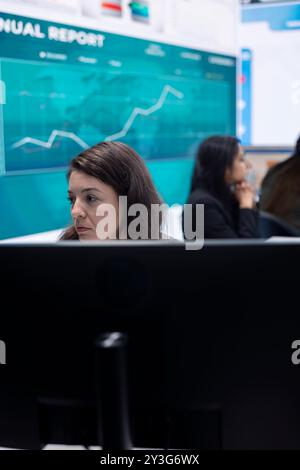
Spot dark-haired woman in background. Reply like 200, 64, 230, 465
183, 135, 258, 239
60, 141, 162, 240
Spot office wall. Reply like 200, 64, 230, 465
0, 0, 239, 239
244, 148, 292, 189
240, 1, 300, 146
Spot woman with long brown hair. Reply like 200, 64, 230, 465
60, 141, 162, 241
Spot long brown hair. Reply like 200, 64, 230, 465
60, 141, 162, 240
260, 147, 300, 231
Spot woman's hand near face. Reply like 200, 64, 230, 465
235, 181, 256, 209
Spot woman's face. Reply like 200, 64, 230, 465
225, 144, 249, 185
68, 171, 119, 240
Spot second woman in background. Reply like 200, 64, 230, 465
183, 135, 258, 239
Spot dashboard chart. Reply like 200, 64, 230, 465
0, 13, 236, 174
0, 10, 236, 239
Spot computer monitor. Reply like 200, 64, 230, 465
0, 240, 300, 449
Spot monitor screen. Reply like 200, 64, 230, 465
0, 241, 299, 449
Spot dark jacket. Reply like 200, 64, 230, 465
183, 188, 258, 239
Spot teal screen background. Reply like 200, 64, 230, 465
0, 13, 236, 239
